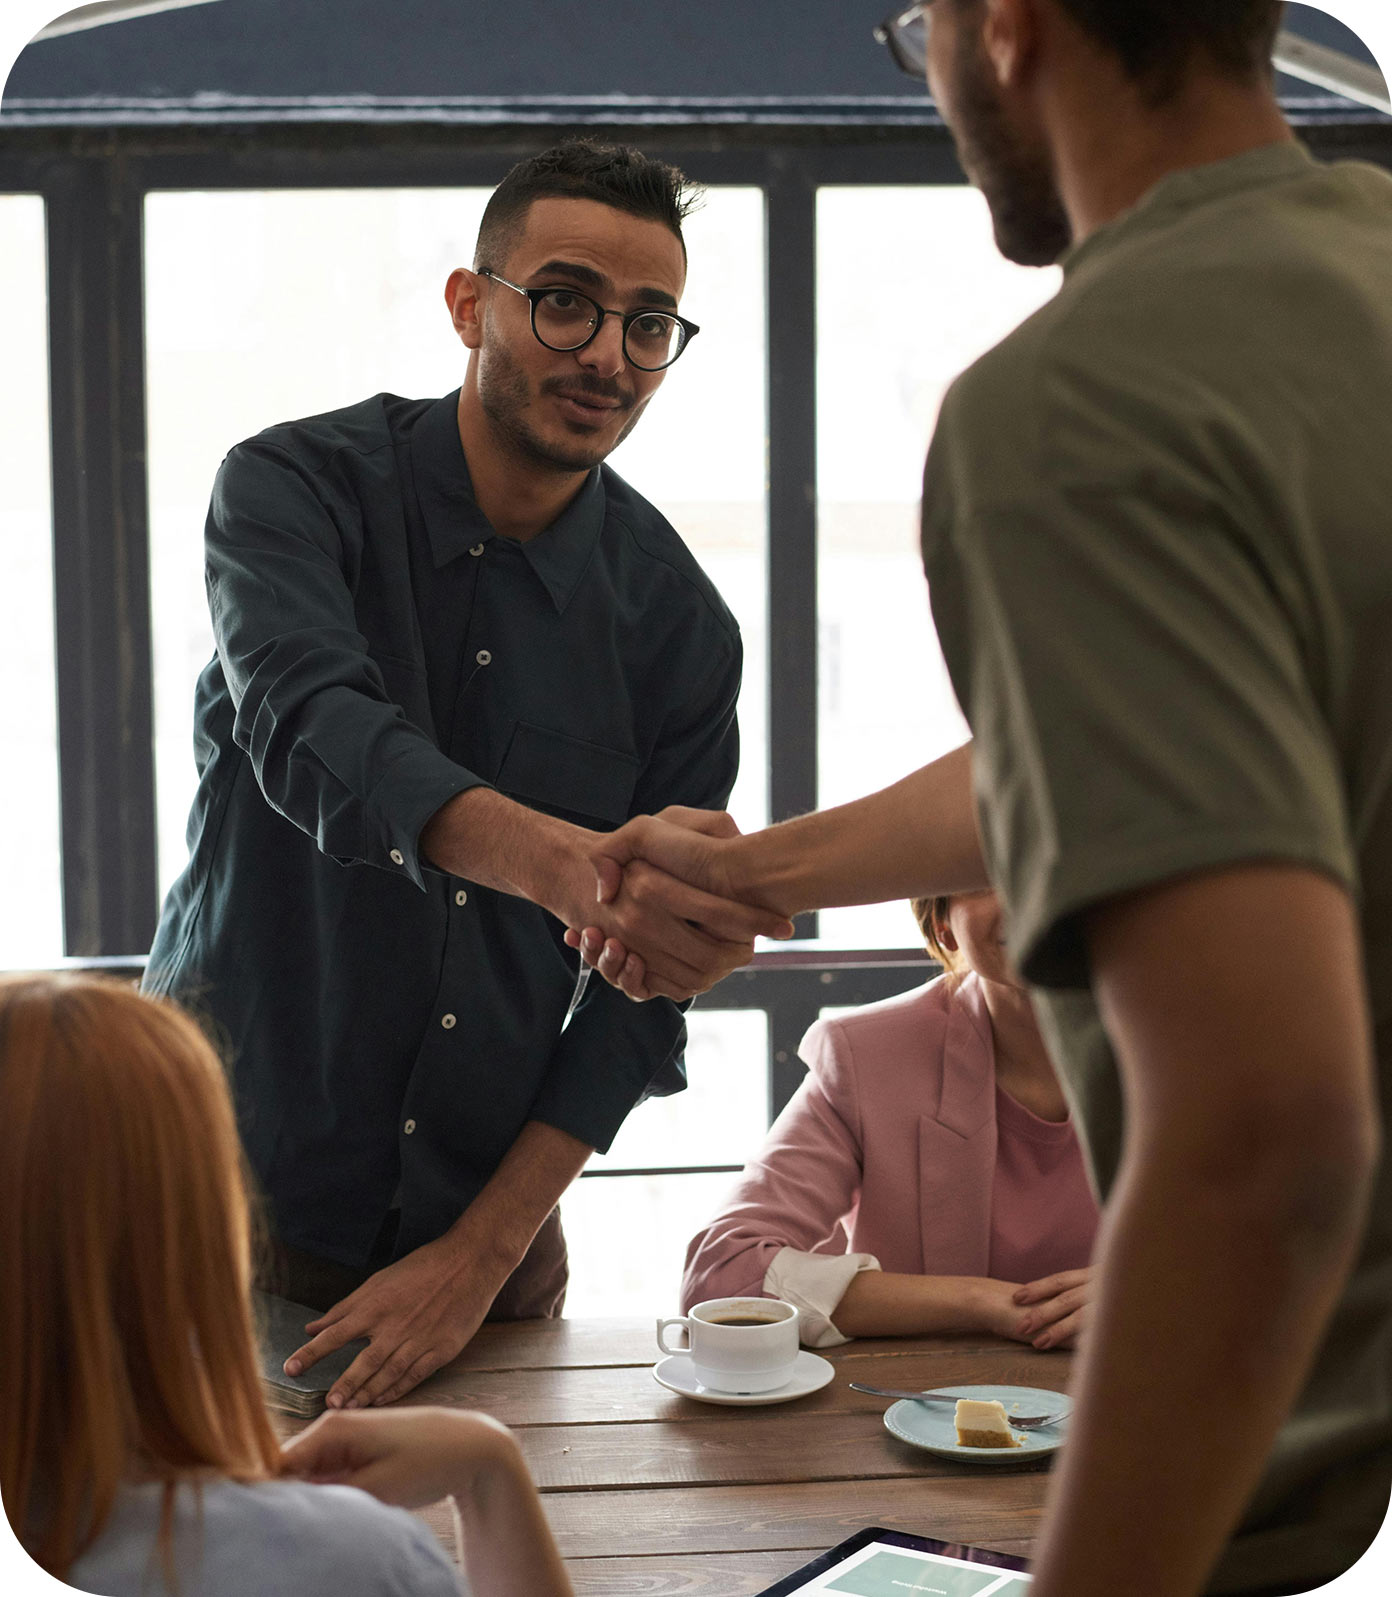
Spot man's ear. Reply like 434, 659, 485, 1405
982, 0, 1039, 88
446, 267, 485, 350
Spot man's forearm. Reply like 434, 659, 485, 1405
727, 742, 988, 917
422, 787, 594, 926
1029, 1140, 1371, 1597
443, 1120, 594, 1278
425, 787, 792, 1000
1030, 866, 1380, 1597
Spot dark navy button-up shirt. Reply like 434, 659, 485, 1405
144, 390, 741, 1267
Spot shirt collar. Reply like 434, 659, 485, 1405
1062, 139, 1315, 278
409, 389, 606, 614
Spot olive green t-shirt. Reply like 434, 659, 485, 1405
922, 141, 1392, 1592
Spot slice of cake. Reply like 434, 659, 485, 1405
953, 1397, 1023, 1448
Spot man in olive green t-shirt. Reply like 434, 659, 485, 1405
919, 50, 1392, 1597
569, 4, 1392, 1595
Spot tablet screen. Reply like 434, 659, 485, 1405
756, 1528, 1031, 1597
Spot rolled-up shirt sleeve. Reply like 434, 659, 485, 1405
207, 441, 484, 886
764, 1248, 882, 1349
529, 976, 687, 1153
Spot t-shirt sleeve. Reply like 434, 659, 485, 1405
300, 1487, 464, 1597
925, 375, 1356, 989
381, 1509, 467, 1597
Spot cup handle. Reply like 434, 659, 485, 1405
656, 1316, 691, 1355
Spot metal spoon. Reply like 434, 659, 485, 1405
847, 1382, 1070, 1429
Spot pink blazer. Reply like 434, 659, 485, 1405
681, 972, 1096, 1308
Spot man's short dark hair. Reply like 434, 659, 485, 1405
474, 139, 701, 270
1052, 0, 1284, 104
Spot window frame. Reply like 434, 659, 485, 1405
3, 116, 1390, 1127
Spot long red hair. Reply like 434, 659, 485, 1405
0, 973, 283, 1578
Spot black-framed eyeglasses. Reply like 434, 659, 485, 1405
874, 0, 935, 82
479, 269, 700, 372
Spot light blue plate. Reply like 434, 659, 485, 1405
884, 1383, 1070, 1464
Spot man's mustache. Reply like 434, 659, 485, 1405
542, 375, 634, 409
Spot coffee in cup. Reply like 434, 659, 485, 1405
656, 1297, 800, 1393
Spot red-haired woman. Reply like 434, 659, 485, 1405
0, 973, 570, 1596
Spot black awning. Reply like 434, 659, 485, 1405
4, 0, 1386, 128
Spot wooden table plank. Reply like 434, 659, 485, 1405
518, 1411, 1056, 1490
443, 1318, 659, 1371
565, 1549, 804, 1596
400, 1346, 1070, 1427
434, 1320, 1025, 1374
542, 1475, 1049, 1558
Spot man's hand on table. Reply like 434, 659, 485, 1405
284, 1234, 506, 1409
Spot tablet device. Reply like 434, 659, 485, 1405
756, 1527, 1031, 1596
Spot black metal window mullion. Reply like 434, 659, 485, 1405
764, 161, 819, 944
44, 153, 158, 958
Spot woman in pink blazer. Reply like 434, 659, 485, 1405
681, 892, 1100, 1349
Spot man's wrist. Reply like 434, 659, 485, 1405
730, 824, 807, 920
439, 1211, 529, 1282
528, 811, 602, 928
421, 787, 597, 922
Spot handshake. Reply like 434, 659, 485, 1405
562, 805, 798, 1003
555, 743, 982, 1000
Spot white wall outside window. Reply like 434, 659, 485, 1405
816, 185, 1061, 948
563, 1008, 770, 1317
0, 195, 62, 967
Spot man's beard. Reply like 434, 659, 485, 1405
943, 25, 1073, 268
477, 342, 644, 474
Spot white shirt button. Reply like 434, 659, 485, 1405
455, 889, 468, 907
389, 849, 404, 865
441, 1013, 457, 1029
469, 543, 485, 557
404, 1119, 416, 1135
475, 649, 492, 666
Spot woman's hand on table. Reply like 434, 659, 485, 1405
1011, 1267, 1091, 1350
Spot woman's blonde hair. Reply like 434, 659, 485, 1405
0, 974, 282, 1579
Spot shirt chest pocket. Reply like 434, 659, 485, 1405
494, 721, 641, 829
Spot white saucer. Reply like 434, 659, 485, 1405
652, 1349, 835, 1406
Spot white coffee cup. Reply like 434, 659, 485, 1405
656, 1297, 800, 1393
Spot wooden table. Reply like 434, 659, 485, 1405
279, 1319, 1073, 1595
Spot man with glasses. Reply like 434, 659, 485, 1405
145, 139, 786, 1409
576, 3, 1392, 1592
